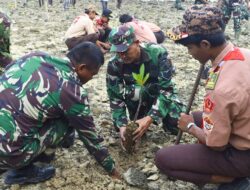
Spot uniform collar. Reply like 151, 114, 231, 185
211, 42, 234, 69
64, 57, 82, 85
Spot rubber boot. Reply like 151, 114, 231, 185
61, 128, 75, 148
217, 178, 250, 190
4, 164, 55, 185
32, 148, 56, 163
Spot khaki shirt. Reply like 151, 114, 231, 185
203, 42, 250, 150
65, 14, 96, 39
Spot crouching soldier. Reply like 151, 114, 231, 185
0, 42, 120, 185
106, 26, 185, 146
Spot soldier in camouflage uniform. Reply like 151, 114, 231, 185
0, 11, 12, 68
0, 42, 120, 184
194, 0, 208, 5
174, 0, 184, 10
106, 26, 185, 143
217, 0, 250, 40
117, 0, 122, 9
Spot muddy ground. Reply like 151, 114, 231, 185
0, 0, 250, 189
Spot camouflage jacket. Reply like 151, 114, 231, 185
106, 43, 183, 128
0, 52, 115, 173
0, 12, 11, 58
217, 0, 246, 7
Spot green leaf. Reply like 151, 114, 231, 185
132, 73, 139, 82
142, 73, 149, 84
139, 64, 145, 79
132, 64, 150, 86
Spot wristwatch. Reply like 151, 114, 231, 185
186, 122, 196, 131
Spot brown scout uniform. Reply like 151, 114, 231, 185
155, 42, 250, 185
156, 5, 250, 186
203, 42, 250, 150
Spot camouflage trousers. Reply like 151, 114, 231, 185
221, 3, 249, 33
121, 96, 185, 135
0, 53, 12, 68
0, 118, 70, 169
174, 0, 183, 9
0, 12, 12, 68
117, 0, 122, 9
194, 0, 208, 4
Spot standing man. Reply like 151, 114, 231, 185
157, 5, 250, 189
65, 5, 99, 50
106, 26, 185, 144
117, 0, 122, 9
174, 0, 184, 10
194, 0, 208, 5
217, 0, 250, 40
0, 11, 12, 68
100, 0, 109, 11
0, 42, 120, 185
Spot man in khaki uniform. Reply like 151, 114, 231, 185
65, 5, 99, 50
156, 5, 250, 189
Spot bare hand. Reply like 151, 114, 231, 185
119, 126, 126, 141
177, 113, 194, 132
102, 23, 108, 28
132, 116, 153, 141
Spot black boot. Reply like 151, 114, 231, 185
32, 151, 55, 163
61, 129, 75, 148
217, 178, 250, 190
4, 164, 55, 185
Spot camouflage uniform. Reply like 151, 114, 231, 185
0, 52, 115, 173
217, 0, 249, 39
194, 0, 208, 5
175, 0, 184, 10
0, 12, 12, 68
117, 0, 122, 9
107, 27, 185, 134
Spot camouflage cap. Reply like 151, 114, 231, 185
109, 26, 135, 52
166, 5, 223, 41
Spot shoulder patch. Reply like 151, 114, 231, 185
203, 96, 215, 113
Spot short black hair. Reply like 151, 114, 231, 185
67, 42, 104, 70
175, 32, 226, 47
119, 14, 133, 24
84, 9, 90, 14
